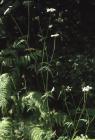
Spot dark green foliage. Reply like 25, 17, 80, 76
0, 0, 95, 140
0, 117, 14, 140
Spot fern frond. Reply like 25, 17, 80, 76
0, 73, 12, 113
29, 125, 55, 140
22, 91, 48, 118
13, 120, 55, 140
0, 49, 17, 58
13, 38, 27, 49
57, 136, 69, 140
48, 111, 68, 126
13, 120, 29, 140
0, 73, 16, 113
0, 117, 13, 140
0, 48, 42, 67
73, 135, 89, 140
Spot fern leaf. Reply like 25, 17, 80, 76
22, 91, 48, 118
29, 125, 54, 140
49, 111, 67, 126
0, 73, 15, 113
0, 73, 11, 113
0, 117, 13, 140
1, 50, 41, 67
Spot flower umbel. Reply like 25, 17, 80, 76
51, 33, 59, 38
65, 86, 72, 92
48, 24, 53, 29
82, 85, 92, 92
46, 8, 56, 13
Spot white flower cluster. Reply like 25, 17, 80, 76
46, 8, 56, 13
65, 86, 72, 92
82, 85, 92, 92
48, 24, 53, 29
51, 33, 59, 38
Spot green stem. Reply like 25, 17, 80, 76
11, 14, 23, 36
72, 92, 87, 140
50, 38, 56, 63
27, 0, 30, 48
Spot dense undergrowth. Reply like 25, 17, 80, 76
0, 0, 95, 140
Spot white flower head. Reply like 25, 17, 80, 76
46, 8, 56, 13
48, 24, 53, 29
65, 86, 72, 92
51, 33, 59, 38
82, 85, 92, 92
